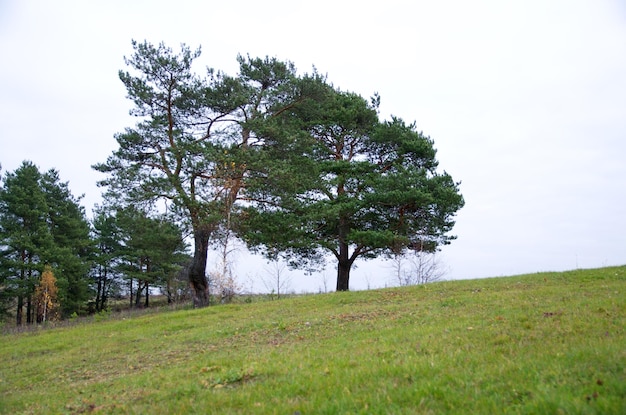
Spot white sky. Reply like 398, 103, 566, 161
1, 0, 625, 291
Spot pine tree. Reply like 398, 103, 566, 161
112, 207, 189, 308
41, 169, 93, 315
94, 41, 321, 306
243, 90, 464, 291
0, 162, 54, 324
0, 162, 93, 324
91, 208, 124, 312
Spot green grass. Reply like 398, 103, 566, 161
1, 266, 625, 414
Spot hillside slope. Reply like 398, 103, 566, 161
1, 267, 625, 414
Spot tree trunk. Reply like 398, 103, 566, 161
26, 296, 33, 324
336, 259, 351, 291
336, 215, 352, 291
96, 264, 108, 312
336, 236, 352, 291
99, 273, 109, 312
135, 280, 143, 308
129, 278, 133, 308
26, 266, 34, 324
189, 226, 211, 307
101, 286, 108, 311
96, 276, 103, 312
16, 253, 25, 325
16, 295, 23, 326
166, 280, 173, 304
144, 282, 149, 308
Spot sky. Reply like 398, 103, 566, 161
1, 0, 625, 292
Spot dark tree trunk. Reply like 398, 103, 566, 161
336, 234, 352, 291
135, 259, 144, 308
101, 287, 108, 311
16, 254, 25, 325
26, 266, 34, 324
144, 260, 150, 308
166, 281, 173, 304
336, 260, 351, 291
95, 264, 108, 312
144, 282, 149, 308
129, 278, 133, 308
96, 276, 102, 312
135, 280, 143, 308
100, 274, 109, 311
16, 295, 23, 326
189, 226, 211, 307
336, 215, 352, 291
26, 296, 33, 324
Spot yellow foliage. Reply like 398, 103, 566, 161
34, 265, 60, 323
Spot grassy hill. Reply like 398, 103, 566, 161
1, 266, 625, 414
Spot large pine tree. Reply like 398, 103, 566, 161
94, 41, 321, 306
243, 88, 464, 291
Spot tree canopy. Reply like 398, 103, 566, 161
114, 207, 189, 308
243, 89, 464, 290
1, 41, 463, 324
94, 39, 463, 296
94, 40, 327, 304
0, 161, 92, 323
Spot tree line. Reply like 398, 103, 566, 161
1, 39, 464, 322
0, 161, 190, 325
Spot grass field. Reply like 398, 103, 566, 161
1, 266, 625, 414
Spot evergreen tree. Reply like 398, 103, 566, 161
94, 41, 320, 306
243, 89, 464, 291
0, 162, 93, 324
93, 40, 463, 295
41, 169, 93, 315
91, 208, 125, 312
115, 207, 188, 307
0, 162, 54, 324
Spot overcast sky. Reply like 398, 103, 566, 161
1, 0, 625, 291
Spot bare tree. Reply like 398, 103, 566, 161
318, 272, 330, 294
261, 259, 293, 299
208, 209, 242, 304
210, 270, 240, 304
390, 250, 445, 286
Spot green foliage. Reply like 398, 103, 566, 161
92, 308, 111, 323
0, 162, 92, 323
93, 40, 220, 305
89, 206, 190, 310
0, 162, 52, 321
93, 41, 319, 306
115, 207, 189, 307
1, 266, 624, 413
90, 208, 125, 312
94, 39, 463, 299
243, 89, 464, 290
40, 169, 93, 316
